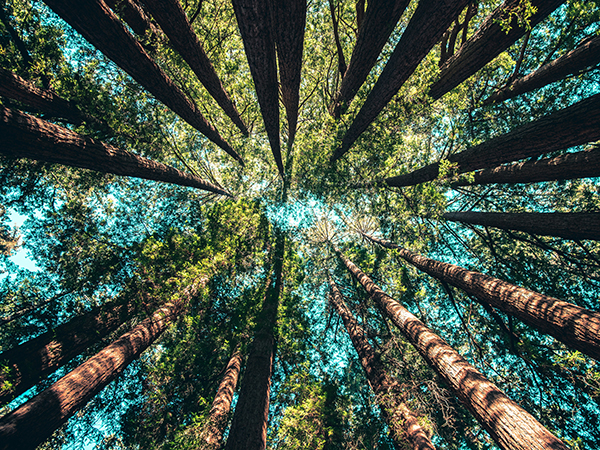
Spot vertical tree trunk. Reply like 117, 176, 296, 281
0, 302, 183, 450
334, 246, 569, 450
0, 106, 232, 196
428, 0, 565, 100
328, 276, 435, 450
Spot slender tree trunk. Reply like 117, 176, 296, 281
384, 93, 600, 187
328, 0, 347, 77
364, 234, 600, 362
428, 0, 565, 100
355, 0, 365, 32
332, 0, 469, 161
328, 276, 435, 450
231, 0, 283, 176
483, 35, 600, 105
43, 0, 243, 164
138, 0, 248, 136
334, 246, 569, 450
329, 0, 410, 119
443, 211, 600, 241
0, 106, 232, 196
0, 302, 183, 450
104, 0, 161, 43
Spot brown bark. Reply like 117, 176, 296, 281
443, 211, 600, 241
483, 35, 600, 105
329, 0, 411, 119
104, 0, 161, 43
355, 0, 365, 32
232, 0, 283, 176
328, 276, 435, 450
43, 0, 243, 164
332, 0, 469, 161
328, 0, 347, 77
364, 234, 600, 362
0, 302, 182, 450
0, 105, 232, 196
384, 93, 600, 187
428, 0, 565, 100
138, 0, 248, 136
335, 246, 570, 450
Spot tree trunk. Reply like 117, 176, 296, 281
334, 246, 569, 450
0, 105, 232, 196
0, 302, 183, 450
138, 0, 248, 136
231, 0, 283, 176
104, 0, 161, 44
43, 0, 243, 165
364, 234, 600, 362
428, 0, 565, 100
443, 211, 600, 241
328, 276, 435, 450
329, 0, 410, 119
483, 35, 600, 105
384, 93, 600, 187
328, 0, 347, 77
332, 0, 469, 161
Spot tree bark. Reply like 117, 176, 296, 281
43, 0, 243, 164
428, 0, 565, 100
384, 93, 600, 187
334, 246, 569, 450
364, 234, 600, 362
483, 35, 600, 105
329, 0, 411, 119
0, 302, 182, 450
104, 0, 161, 44
443, 211, 600, 241
332, 0, 469, 161
328, 276, 435, 450
138, 0, 248, 136
328, 0, 347, 77
0, 106, 232, 196
231, 0, 283, 176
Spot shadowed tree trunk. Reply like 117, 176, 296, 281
334, 246, 570, 450
0, 301, 184, 450
328, 276, 435, 450
328, 0, 347, 77
332, 0, 469, 161
384, 93, 600, 187
428, 0, 565, 100
329, 0, 411, 119
443, 211, 600, 241
232, 0, 283, 176
0, 106, 232, 196
138, 0, 248, 136
104, 0, 161, 44
43, 0, 243, 164
363, 234, 600, 362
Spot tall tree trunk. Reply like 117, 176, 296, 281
363, 234, 600, 362
483, 35, 600, 105
443, 211, 600, 241
384, 93, 600, 187
328, 276, 435, 450
334, 246, 569, 450
452, 147, 600, 186
138, 0, 248, 136
0, 105, 232, 196
231, 0, 283, 176
328, 0, 347, 77
428, 0, 565, 100
104, 0, 161, 44
0, 301, 183, 450
43, 0, 243, 164
332, 0, 469, 161
329, 0, 410, 119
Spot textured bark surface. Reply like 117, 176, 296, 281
328, 277, 435, 450
332, 0, 469, 161
43, 0, 242, 164
329, 0, 410, 118
0, 302, 182, 450
232, 0, 283, 176
428, 0, 565, 100
139, 0, 248, 135
384, 93, 600, 187
104, 0, 161, 42
0, 106, 231, 196
336, 247, 569, 450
